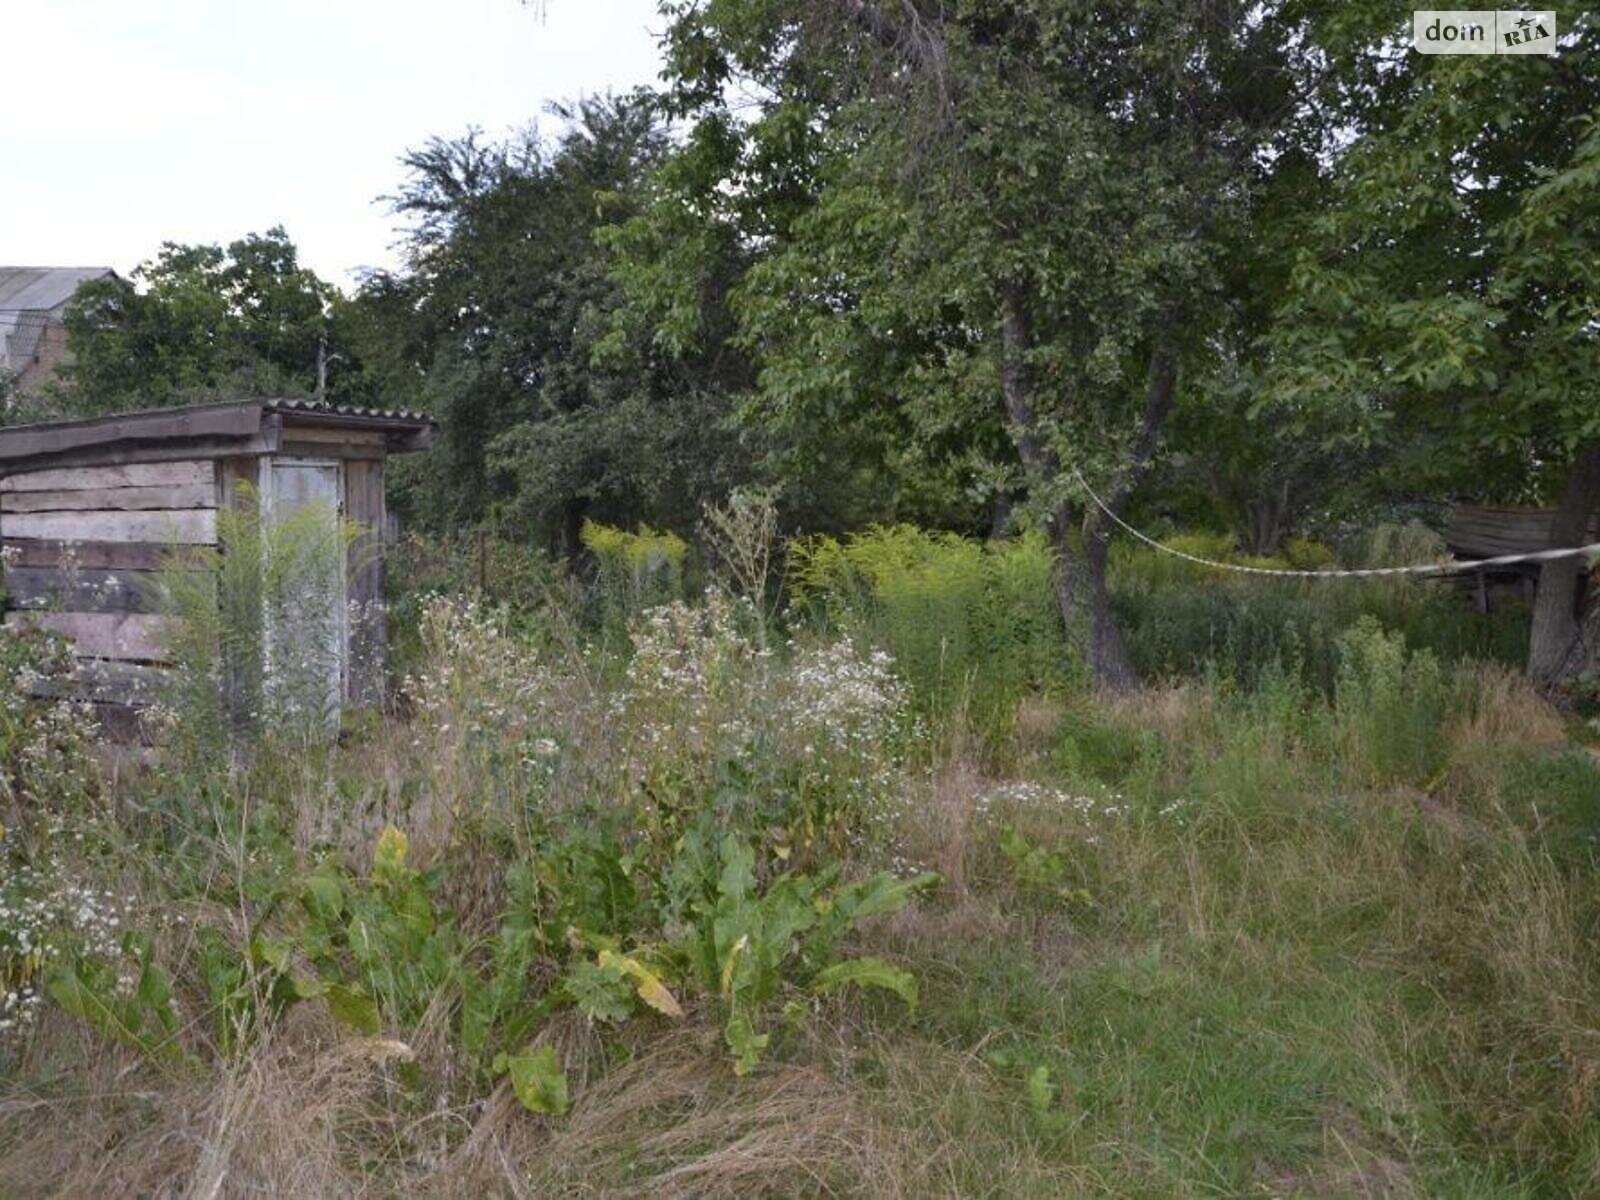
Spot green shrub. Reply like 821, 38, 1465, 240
1282, 536, 1336, 571
581, 520, 687, 638
789, 526, 1071, 744
1114, 561, 1526, 690
1330, 618, 1452, 786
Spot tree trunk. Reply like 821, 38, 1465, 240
999, 283, 1078, 641
987, 489, 1016, 540
999, 283, 1177, 691
1528, 442, 1600, 684
556, 496, 588, 565
1240, 478, 1291, 556
1075, 337, 1179, 691
1082, 523, 1138, 689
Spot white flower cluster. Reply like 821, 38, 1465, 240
784, 641, 906, 755
0, 838, 137, 1039
974, 781, 1194, 844
404, 593, 566, 778
618, 590, 766, 769
0, 630, 102, 809
613, 592, 917, 853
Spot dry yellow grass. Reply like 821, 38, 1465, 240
1450, 663, 1568, 754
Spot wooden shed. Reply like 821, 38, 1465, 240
1446, 504, 1599, 613
0, 399, 436, 736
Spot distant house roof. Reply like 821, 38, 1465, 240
0, 266, 115, 373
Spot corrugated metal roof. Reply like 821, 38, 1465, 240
0, 266, 114, 371
0, 398, 438, 468
265, 398, 435, 424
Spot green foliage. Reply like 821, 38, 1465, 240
1258, 20, 1600, 502
664, 824, 936, 1072
197, 927, 324, 1056
1110, 535, 1527, 691
1345, 521, 1448, 570
55, 227, 335, 416
580, 519, 689, 634
996, 826, 1069, 898
366, 95, 753, 542
1332, 618, 1451, 786
811, 956, 918, 1012
1282, 537, 1336, 571
155, 483, 357, 756
494, 1044, 570, 1115
44, 932, 182, 1064
790, 526, 1070, 742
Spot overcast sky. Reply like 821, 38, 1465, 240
1, 0, 666, 289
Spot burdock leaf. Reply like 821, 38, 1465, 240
597, 949, 684, 1018
323, 983, 380, 1034
812, 956, 918, 1011
497, 1044, 570, 1115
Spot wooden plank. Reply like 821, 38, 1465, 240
1, 460, 213, 493
2, 567, 165, 614
0, 429, 282, 479
281, 439, 385, 461
216, 456, 262, 512
1, 483, 217, 512
1447, 506, 1600, 558
280, 422, 386, 447
28, 660, 174, 706
4, 611, 174, 661
1, 539, 196, 571
2, 509, 217, 544
0, 402, 263, 463
89, 701, 160, 747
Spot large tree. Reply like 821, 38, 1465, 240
362, 94, 756, 551
1259, 8, 1600, 681
56, 227, 336, 415
613, 0, 1331, 687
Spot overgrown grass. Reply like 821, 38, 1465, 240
789, 526, 1072, 747
2, 523, 1596, 1196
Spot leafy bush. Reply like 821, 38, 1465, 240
1330, 617, 1452, 786
789, 526, 1071, 743
581, 520, 688, 638
1114, 561, 1525, 690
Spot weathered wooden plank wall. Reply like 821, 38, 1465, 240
1, 539, 180, 571
4, 567, 159, 613
1, 483, 216, 512
1, 458, 217, 667
0, 461, 213, 492
3, 509, 216, 543
10, 612, 172, 660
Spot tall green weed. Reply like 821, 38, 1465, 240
789, 526, 1071, 744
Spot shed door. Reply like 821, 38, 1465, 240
264, 458, 345, 725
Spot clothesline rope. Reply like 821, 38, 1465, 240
1072, 470, 1600, 579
